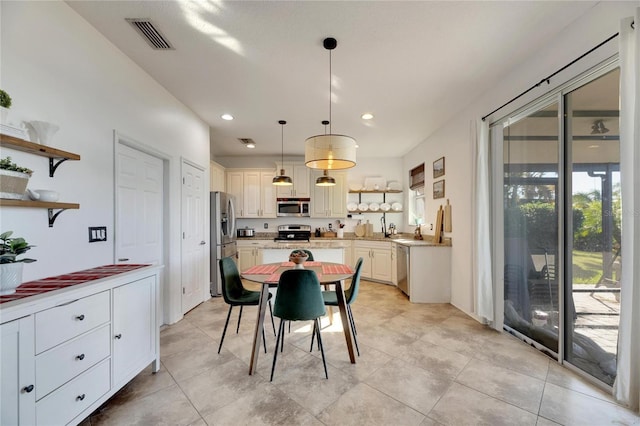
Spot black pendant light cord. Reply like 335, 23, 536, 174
329, 48, 332, 135
482, 31, 623, 122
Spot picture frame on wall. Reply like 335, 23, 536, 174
433, 179, 445, 199
433, 156, 445, 178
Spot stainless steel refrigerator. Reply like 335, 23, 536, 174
210, 191, 237, 296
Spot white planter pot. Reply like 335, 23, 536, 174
0, 169, 31, 199
0, 262, 24, 295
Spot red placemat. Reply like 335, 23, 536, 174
322, 264, 354, 275
281, 261, 322, 267
242, 264, 279, 275
0, 264, 150, 305
265, 273, 281, 283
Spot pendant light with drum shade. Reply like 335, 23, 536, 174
273, 120, 293, 186
316, 121, 336, 186
305, 37, 356, 171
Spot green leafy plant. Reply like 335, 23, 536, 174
0, 89, 11, 109
0, 156, 32, 175
0, 231, 36, 263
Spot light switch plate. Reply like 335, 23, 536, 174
88, 226, 107, 242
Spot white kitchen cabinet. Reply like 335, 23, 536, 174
113, 276, 157, 386
0, 316, 36, 426
406, 245, 451, 303
310, 170, 347, 218
210, 161, 225, 193
237, 240, 266, 272
352, 240, 392, 283
276, 163, 310, 198
0, 265, 161, 426
226, 169, 276, 218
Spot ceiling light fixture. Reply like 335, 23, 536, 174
305, 37, 357, 170
273, 120, 293, 186
591, 120, 609, 134
316, 120, 336, 187
361, 113, 374, 120
221, 114, 234, 121
238, 138, 256, 149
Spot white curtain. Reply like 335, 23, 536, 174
615, 10, 640, 412
472, 118, 494, 323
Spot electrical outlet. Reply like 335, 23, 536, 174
263, 223, 268, 229
88, 226, 107, 242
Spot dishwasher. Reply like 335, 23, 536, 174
397, 244, 409, 296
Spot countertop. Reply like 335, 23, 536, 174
237, 233, 451, 247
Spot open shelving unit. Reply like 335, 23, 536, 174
1, 133, 81, 226
347, 189, 403, 213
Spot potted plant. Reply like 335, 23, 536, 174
0, 156, 33, 200
0, 89, 11, 124
0, 231, 36, 295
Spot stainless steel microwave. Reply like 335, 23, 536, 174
276, 198, 310, 217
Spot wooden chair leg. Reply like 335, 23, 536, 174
218, 305, 233, 354
270, 319, 285, 381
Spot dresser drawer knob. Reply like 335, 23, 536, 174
76, 314, 85, 321
76, 394, 86, 401
22, 384, 34, 393
114, 333, 122, 339
76, 354, 85, 361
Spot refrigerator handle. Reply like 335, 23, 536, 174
229, 197, 237, 238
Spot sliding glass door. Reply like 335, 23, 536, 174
498, 65, 621, 386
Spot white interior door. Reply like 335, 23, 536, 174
115, 143, 163, 265
181, 161, 206, 313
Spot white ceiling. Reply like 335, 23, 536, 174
66, 1, 598, 159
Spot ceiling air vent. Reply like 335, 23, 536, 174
126, 18, 174, 50
238, 138, 256, 149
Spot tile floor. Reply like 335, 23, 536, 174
85, 281, 639, 426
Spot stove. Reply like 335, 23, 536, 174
275, 224, 311, 242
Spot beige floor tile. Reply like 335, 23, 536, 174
536, 416, 561, 425
357, 323, 417, 358
162, 340, 237, 381
105, 364, 176, 407
539, 382, 640, 425
178, 357, 267, 417
365, 358, 453, 415
545, 361, 615, 403
400, 339, 471, 379
202, 381, 322, 426
323, 341, 393, 381
421, 417, 445, 426
318, 382, 425, 426
90, 384, 201, 426
475, 333, 550, 381
160, 325, 214, 358
455, 358, 545, 414
430, 382, 538, 426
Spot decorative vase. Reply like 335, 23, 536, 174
0, 169, 31, 199
337, 229, 344, 239
0, 262, 24, 295
29, 121, 59, 146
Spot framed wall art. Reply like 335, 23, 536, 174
433, 156, 445, 178
433, 179, 445, 199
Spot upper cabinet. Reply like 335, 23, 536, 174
275, 163, 310, 198
311, 170, 347, 218
225, 169, 276, 218
209, 161, 225, 193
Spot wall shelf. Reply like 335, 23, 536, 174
348, 189, 402, 194
0, 133, 81, 177
0, 199, 80, 227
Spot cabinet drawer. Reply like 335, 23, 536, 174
35, 324, 110, 400
35, 291, 110, 354
36, 359, 110, 426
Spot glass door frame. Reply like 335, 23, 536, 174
490, 55, 620, 390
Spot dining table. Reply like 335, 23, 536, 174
241, 260, 356, 375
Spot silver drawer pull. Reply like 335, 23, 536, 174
76, 394, 86, 401
22, 384, 34, 393
118, 258, 130, 262
76, 354, 85, 361
76, 314, 85, 321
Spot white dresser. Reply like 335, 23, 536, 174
0, 265, 162, 426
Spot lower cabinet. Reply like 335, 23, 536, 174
391, 243, 398, 286
237, 241, 267, 272
0, 316, 36, 426
352, 241, 392, 283
0, 266, 161, 426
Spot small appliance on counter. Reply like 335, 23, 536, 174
237, 227, 255, 237
274, 224, 311, 242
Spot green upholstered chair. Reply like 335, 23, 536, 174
289, 249, 314, 261
315, 257, 363, 356
270, 269, 328, 381
217, 257, 276, 354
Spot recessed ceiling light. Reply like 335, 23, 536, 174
245, 142, 255, 149
361, 113, 374, 120
221, 114, 234, 121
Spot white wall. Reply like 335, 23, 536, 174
0, 2, 210, 324
402, 1, 636, 316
